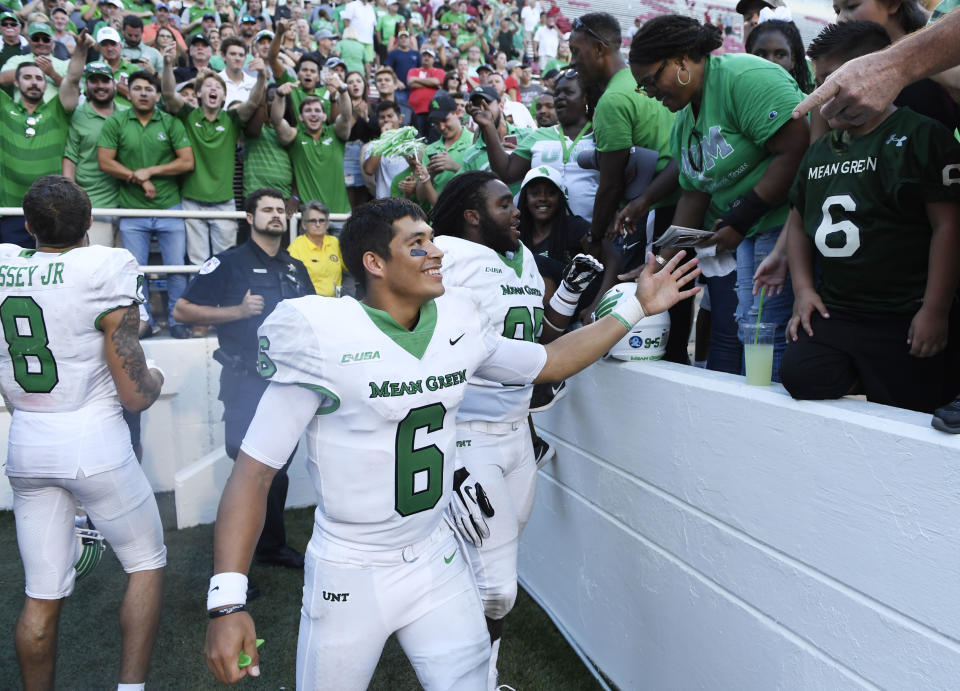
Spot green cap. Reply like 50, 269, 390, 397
27, 22, 53, 37
84, 61, 114, 78
0, 11, 18, 22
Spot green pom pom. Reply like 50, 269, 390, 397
367, 126, 426, 159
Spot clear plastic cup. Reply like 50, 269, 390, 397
739, 322, 776, 386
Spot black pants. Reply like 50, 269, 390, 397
780, 308, 946, 414
222, 371, 295, 555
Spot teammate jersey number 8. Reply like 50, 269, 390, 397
0, 296, 59, 393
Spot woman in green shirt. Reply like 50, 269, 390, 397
628, 15, 809, 380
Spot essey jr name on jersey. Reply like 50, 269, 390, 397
0, 262, 64, 287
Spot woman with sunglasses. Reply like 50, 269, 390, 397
627, 14, 808, 380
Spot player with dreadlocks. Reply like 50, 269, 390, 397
429, 170, 603, 689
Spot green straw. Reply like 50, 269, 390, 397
754, 286, 767, 344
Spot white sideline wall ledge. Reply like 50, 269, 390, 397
2, 345, 959, 689
521, 359, 960, 690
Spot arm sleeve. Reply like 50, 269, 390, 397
169, 115, 192, 150
592, 93, 638, 152
240, 382, 321, 468
91, 249, 144, 330
97, 114, 119, 150
512, 129, 536, 160
64, 119, 80, 164
476, 337, 547, 385
180, 255, 229, 305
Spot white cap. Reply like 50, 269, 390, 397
96, 26, 122, 43
520, 165, 567, 199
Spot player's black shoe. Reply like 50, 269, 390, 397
932, 397, 960, 434
529, 380, 567, 413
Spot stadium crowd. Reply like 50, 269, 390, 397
2, 0, 960, 686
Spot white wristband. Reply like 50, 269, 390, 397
145, 359, 165, 383
611, 295, 647, 330
548, 283, 580, 317
207, 572, 248, 610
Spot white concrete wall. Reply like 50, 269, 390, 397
522, 359, 960, 691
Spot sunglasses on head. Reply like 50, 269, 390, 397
571, 17, 610, 46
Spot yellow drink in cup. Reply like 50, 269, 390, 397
739, 322, 776, 386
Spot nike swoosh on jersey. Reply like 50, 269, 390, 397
449, 333, 464, 345
444, 549, 457, 564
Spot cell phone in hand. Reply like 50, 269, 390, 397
503, 134, 518, 147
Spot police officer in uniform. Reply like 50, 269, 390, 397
173, 188, 314, 573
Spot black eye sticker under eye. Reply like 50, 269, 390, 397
410, 249, 428, 256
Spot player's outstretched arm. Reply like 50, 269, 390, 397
205, 452, 276, 684
102, 305, 163, 412
535, 252, 700, 383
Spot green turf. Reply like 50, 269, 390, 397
0, 505, 602, 690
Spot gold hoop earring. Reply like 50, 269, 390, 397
677, 65, 691, 86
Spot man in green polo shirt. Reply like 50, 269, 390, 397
161, 43, 267, 265
0, 22, 69, 104
461, 85, 531, 195
271, 72, 352, 214
569, 12, 676, 320
97, 70, 195, 337
422, 91, 473, 196
63, 58, 126, 247
0, 27, 88, 245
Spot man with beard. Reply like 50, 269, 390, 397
97, 69, 195, 336
173, 188, 314, 575
63, 53, 125, 247
272, 74, 352, 214
534, 90, 557, 127
0, 22, 68, 104
0, 26, 87, 245
161, 43, 267, 269
121, 15, 163, 75
428, 170, 603, 689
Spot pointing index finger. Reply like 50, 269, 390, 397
793, 79, 838, 119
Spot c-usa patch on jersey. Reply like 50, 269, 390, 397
199, 257, 221, 275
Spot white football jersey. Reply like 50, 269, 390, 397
0, 244, 144, 478
434, 236, 545, 423
256, 289, 546, 550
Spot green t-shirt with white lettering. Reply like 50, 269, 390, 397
671, 53, 803, 235
788, 108, 960, 314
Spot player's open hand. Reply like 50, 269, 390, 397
908, 306, 948, 358
205, 611, 260, 684
788, 288, 829, 341
634, 251, 700, 316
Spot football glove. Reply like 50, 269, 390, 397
449, 467, 495, 547
561, 254, 604, 294
549, 254, 605, 317
593, 282, 647, 330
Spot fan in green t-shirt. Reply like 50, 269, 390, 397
626, 14, 809, 379
271, 75, 353, 214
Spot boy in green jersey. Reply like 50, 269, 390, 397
766, 22, 960, 413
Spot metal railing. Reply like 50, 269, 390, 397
0, 207, 351, 274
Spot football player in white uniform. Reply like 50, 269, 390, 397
204, 197, 700, 689
2, 176, 166, 691
429, 169, 603, 688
